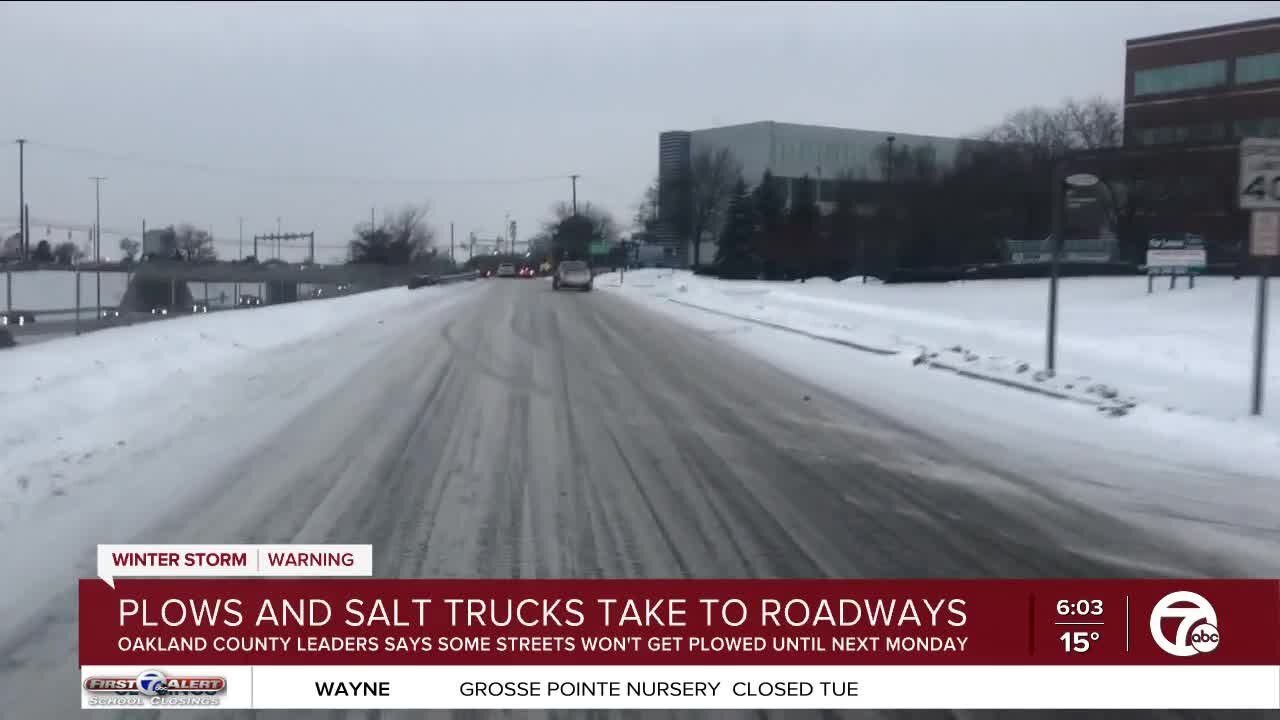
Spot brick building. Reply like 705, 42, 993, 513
1068, 16, 1280, 265
1126, 16, 1280, 147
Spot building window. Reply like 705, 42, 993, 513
1133, 122, 1226, 146
1236, 51, 1280, 85
1235, 117, 1280, 139
1133, 59, 1227, 96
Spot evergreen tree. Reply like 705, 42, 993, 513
751, 170, 786, 278
714, 177, 756, 279
787, 175, 820, 279
32, 240, 53, 262
830, 174, 860, 278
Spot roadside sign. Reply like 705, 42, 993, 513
1251, 211, 1280, 256
1064, 173, 1099, 188
1239, 137, 1280, 209
1146, 234, 1206, 275
589, 242, 609, 255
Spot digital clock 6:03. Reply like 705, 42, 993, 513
1056, 599, 1103, 616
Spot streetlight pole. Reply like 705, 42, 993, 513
1046, 163, 1064, 375
1047, 167, 1100, 375
880, 135, 896, 284
90, 176, 106, 318
90, 176, 106, 259
16, 139, 26, 260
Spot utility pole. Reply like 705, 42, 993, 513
276, 217, 282, 259
450, 222, 455, 263
370, 207, 376, 234
504, 212, 510, 254
16, 139, 26, 259
238, 217, 244, 259
90, 176, 106, 317
570, 174, 580, 215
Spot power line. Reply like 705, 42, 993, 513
24, 139, 578, 188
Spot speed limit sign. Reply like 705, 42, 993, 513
1239, 137, 1280, 209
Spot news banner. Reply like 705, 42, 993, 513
80, 544, 1280, 710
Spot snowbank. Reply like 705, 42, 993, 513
0, 283, 476, 528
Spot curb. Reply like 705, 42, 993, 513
666, 295, 1119, 409
666, 297, 900, 356
924, 360, 1104, 406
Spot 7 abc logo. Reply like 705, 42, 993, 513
1149, 591, 1220, 657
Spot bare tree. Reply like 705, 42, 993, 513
985, 105, 1072, 160
985, 97, 1122, 155
349, 204, 436, 265
689, 148, 740, 266
119, 237, 140, 261
633, 177, 660, 234
660, 148, 740, 266
1062, 96, 1123, 149
174, 224, 218, 261
53, 241, 85, 265
543, 201, 620, 243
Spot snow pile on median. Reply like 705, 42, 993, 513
0, 285, 462, 525
602, 270, 1279, 426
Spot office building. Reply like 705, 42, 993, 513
1126, 16, 1280, 146
656, 121, 967, 266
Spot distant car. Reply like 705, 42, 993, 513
238, 295, 263, 307
407, 274, 438, 289
149, 306, 170, 317
497, 263, 516, 278
553, 260, 593, 291
518, 266, 536, 278
311, 288, 326, 298
336, 283, 351, 292
0, 310, 35, 326
190, 303, 209, 314
100, 308, 120, 319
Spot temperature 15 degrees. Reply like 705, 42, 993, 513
1061, 631, 1100, 653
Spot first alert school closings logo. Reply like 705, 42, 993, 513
83, 669, 226, 707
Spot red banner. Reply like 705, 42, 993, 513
79, 579, 1279, 666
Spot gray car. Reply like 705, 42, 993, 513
553, 260, 592, 291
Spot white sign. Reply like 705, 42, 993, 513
1251, 211, 1280, 256
1064, 173, 1100, 188
1239, 137, 1280, 209
96, 544, 373, 587
1146, 248, 1207, 269
80, 665, 1280, 710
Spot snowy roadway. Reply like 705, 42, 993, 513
0, 276, 1274, 719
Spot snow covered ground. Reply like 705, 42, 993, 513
0, 283, 478, 533
601, 269, 1280, 573
604, 269, 1280, 424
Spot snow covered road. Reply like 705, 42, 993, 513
0, 277, 1272, 719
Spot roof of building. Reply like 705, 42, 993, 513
687, 120, 967, 143
1127, 16, 1280, 48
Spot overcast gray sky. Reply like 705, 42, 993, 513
2, 1, 1278, 262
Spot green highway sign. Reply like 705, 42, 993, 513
589, 242, 609, 255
